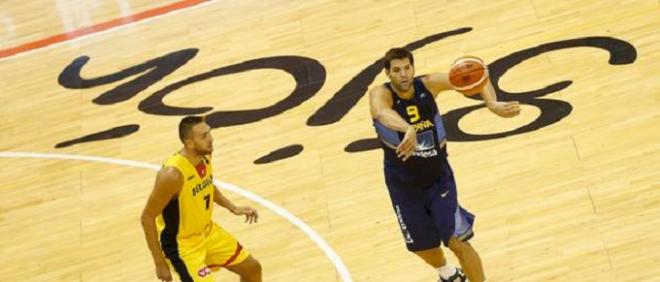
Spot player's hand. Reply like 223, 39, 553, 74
396, 126, 417, 162
155, 260, 172, 282
489, 101, 520, 118
232, 206, 259, 224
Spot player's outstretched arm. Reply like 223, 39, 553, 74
423, 63, 520, 118
422, 72, 454, 97
479, 80, 520, 118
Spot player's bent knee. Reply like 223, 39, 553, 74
228, 255, 262, 279
242, 256, 262, 275
447, 236, 470, 256
251, 258, 262, 274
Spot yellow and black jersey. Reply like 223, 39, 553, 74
156, 152, 214, 251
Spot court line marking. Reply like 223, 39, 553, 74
0, 0, 213, 61
0, 151, 352, 282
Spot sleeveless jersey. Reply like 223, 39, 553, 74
373, 76, 449, 189
156, 153, 214, 250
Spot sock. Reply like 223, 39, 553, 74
437, 264, 457, 279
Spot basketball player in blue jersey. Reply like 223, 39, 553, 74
369, 48, 520, 282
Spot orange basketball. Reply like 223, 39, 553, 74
448, 56, 489, 96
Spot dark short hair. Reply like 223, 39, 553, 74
384, 47, 414, 71
179, 115, 205, 143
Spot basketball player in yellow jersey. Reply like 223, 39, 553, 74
141, 116, 262, 282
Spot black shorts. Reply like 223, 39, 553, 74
385, 162, 475, 251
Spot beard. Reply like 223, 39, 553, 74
393, 81, 411, 93
195, 146, 213, 156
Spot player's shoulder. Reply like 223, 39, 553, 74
370, 83, 392, 97
421, 72, 452, 94
159, 165, 183, 182
419, 74, 432, 83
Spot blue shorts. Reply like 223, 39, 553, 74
385, 162, 475, 252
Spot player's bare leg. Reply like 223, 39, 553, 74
414, 248, 466, 281
448, 237, 485, 282
414, 247, 447, 267
226, 255, 262, 282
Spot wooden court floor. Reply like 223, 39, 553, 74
1, 0, 659, 281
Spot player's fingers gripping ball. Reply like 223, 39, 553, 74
448, 55, 489, 96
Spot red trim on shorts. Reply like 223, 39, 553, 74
210, 242, 243, 268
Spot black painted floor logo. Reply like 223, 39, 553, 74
56, 27, 637, 164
